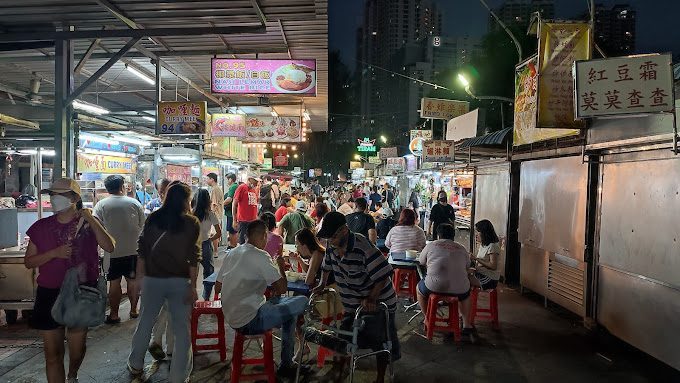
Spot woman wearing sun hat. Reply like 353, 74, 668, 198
24, 177, 115, 383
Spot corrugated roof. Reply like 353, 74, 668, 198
458, 127, 513, 149
0, 0, 328, 132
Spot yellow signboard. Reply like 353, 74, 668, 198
77, 153, 137, 174
157, 101, 207, 135
537, 22, 591, 128
514, 56, 579, 146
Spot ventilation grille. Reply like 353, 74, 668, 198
548, 258, 585, 306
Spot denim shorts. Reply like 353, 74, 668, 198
417, 279, 471, 301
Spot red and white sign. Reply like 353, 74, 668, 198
273, 150, 288, 167
211, 113, 246, 137
423, 140, 455, 163
166, 164, 192, 184
575, 53, 674, 118
386, 157, 405, 172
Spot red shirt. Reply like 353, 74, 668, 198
234, 183, 258, 222
275, 205, 288, 222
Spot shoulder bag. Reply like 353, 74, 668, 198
51, 217, 108, 328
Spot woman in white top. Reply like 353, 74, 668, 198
470, 219, 501, 291
192, 188, 222, 300
385, 208, 427, 253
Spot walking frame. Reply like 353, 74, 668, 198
294, 291, 394, 383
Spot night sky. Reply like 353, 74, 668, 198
330, 0, 680, 71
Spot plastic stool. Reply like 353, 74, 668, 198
470, 288, 499, 330
316, 313, 344, 368
392, 268, 418, 300
424, 293, 461, 341
190, 300, 227, 361
231, 330, 276, 383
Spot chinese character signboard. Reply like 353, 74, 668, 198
165, 164, 192, 184
379, 146, 398, 159
273, 150, 288, 167
422, 140, 455, 163
420, 98, 469, 120
386, 157, 406, 172
537, 22, 590, 128
514, 56, 578, 146
212, 113, 246, 137
357, 137, 377, 152
212, 59, 317, 95
77, 153, 136, 174
157, 101, 207, 135
575, 53, 674, 118
368, 156, 382, 164
243, 116, 302, 143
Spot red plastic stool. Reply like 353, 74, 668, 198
424, 293, 461, 341
190, 300, 227, 361
392, 268, 418, 300
316, 313, 344, 368
231, 330, 276, 383
470, 288, 499, 330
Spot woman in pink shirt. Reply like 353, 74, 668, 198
260, 212, 283, 259
24, 178, 115, 383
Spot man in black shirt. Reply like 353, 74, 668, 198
381, 183, 394, 209
369, 186, 382, 212
427, 191, 456, 240
346, 197, 377, 244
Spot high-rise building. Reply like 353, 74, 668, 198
490, 0, 554, 30
358, 0, 442, 144
593, 4, 636, 56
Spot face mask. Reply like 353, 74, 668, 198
50, 195, 74, 212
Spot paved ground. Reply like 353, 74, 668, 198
1, 246, 679, 383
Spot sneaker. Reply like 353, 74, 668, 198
276, 363, 311, 379
148, 343, 166, 361
127, 362, 143, 376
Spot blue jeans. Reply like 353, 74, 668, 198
129, 277, 192, 383
201, 240, 214, 300
235, 296, 308, 367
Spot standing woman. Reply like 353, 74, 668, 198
24, 178, 115, 383
192, 188, 222, 301
128, 182, 200, 383
470, 219, 502, 290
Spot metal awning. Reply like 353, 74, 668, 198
458, 128, 513, 149
0, 0, 329, 133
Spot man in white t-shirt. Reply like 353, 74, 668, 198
93, 175, 145, 323
215, 220, 310, 378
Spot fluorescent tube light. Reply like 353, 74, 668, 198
126, 65, 155, 85
72, 100, 110, 115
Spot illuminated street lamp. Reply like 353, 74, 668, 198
294, 154, 299, 159
380, 135, 387, 144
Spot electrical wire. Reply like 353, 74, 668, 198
354, 59, 456, 93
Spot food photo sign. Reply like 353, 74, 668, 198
242, 116, 302, 143
211, 59, 317, 95
211, 113, 246, 137
157, 101, 207, 135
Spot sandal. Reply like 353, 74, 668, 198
129, 311, 139, 319
127, 362, 143, 376
105, 315, 121, 325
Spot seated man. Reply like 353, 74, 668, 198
314, 212, 401, 383
215, 220, 310, 378
417, 223, 476, 340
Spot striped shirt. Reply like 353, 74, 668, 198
322, 233, 397, 312
385, 225, 427, 253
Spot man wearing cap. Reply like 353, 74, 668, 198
314, 212, 400, 383
232, 175, 260, 245
277, 200, 315, 245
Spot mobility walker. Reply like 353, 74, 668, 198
294, 291, 394, 383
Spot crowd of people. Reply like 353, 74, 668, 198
21, 173, 501, 383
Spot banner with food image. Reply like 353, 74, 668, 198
242, 115, 302, 143
211, 59, 317, 95
212, 113, 246, 137
157, 101, 207, 135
